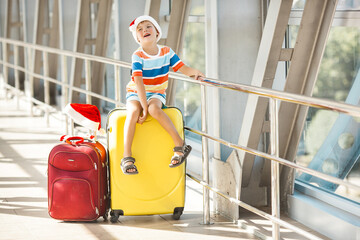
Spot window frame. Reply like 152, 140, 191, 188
289, 7, 360, 207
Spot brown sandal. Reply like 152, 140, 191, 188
169, 144, 192, 168
121, 157, 138, 175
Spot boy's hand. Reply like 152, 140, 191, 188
190, 74, 205, 81
194, 72, 205, 80
137, 109, 148, 124
190, 70, 205, 81
179, 65, 205, 80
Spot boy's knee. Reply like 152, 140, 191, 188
127, 106, 141, 119
148, 104, 162, 118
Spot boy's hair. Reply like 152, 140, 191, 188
129, 15, 162, 43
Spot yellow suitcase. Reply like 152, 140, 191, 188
106, 107, 186, 222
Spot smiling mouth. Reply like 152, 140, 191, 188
144, 33, 151, 38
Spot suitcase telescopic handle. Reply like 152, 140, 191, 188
65, 136, 84, 145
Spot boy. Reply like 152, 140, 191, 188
121, 15, 204, 175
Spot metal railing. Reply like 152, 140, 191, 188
1, 37, 360, 240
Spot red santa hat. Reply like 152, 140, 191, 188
129, 15, 162, 43
64, 103, 101, 131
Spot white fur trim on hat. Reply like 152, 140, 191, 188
129, 15, 162, 43
63, 104, 100, 131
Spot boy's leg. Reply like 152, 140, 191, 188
123, 100, 141, 172
148, 99, 184, 165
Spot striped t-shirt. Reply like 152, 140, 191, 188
126, 45, 184, 95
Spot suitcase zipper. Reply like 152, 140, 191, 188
82, 143, 102, 217
80, 142, 105, 217
95, 147, 102, 157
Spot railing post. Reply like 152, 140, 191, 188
61, 55, 69, 134
114, 65, 121, 107
84, 59, 94, 139
269, 97, 280, 240
70, 118, 74, 136
201, 84, 211, 225
14, 45, 20, 109
43, 51, 50, 127
27, 47, 34, 116
2, 42, 9, 99
85, 59, 91, 104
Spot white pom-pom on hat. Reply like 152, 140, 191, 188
129, 15, 162, 43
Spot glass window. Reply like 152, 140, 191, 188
337, 0, 360, 10
292, 0, 360, 10
294, 26, 360, 203
174, 0, 205, 141
292, 0, 306, 9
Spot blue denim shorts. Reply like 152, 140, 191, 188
126, 92, 166, 105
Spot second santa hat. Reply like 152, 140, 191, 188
64, 103, 101, 131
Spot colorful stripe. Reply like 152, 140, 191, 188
127, 45, 184, 95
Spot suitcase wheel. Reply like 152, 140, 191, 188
110, 210, 123, 223
172, 207, 184, 220
103, 211, 108, 221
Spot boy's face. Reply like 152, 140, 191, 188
136, 21, 158, 44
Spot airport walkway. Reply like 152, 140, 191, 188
0, 90, 328, 240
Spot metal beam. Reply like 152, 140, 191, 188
232, 0, 293, 192
33, 0, 59, 104
164, 0, 191, 105
5, 0, 25, 90
70, 0, 112, 106
280, 0, 338, 205
145, 0, 161, 22
259, 0, 339, 206
90, 0, 112, 107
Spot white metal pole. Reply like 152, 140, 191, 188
269, 97, 280, 240
205, 0, 220, 159
43, 51, 50, 127
14, 45, 20, 109
114, 65, 121, 107
61, 55, 69, 134
2, 42, 9, 93
201, 84, 211, 225
27, 47, 34, 116
85, 59, 91, 104
85, 59, 93, 139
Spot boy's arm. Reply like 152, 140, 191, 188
178, 65, 205, 80
134, 75, 148, 124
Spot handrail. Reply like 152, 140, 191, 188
166, 73, 360, 118
2, 37, 359, 117
1, 37, 359, 240
0, 61, 121, 105
199, 78, 360, 117
0, 37, 131, 69
185, 127, 360, 192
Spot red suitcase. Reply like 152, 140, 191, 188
48, 136, 108, 221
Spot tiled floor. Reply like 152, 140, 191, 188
0, 91, 328, 240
